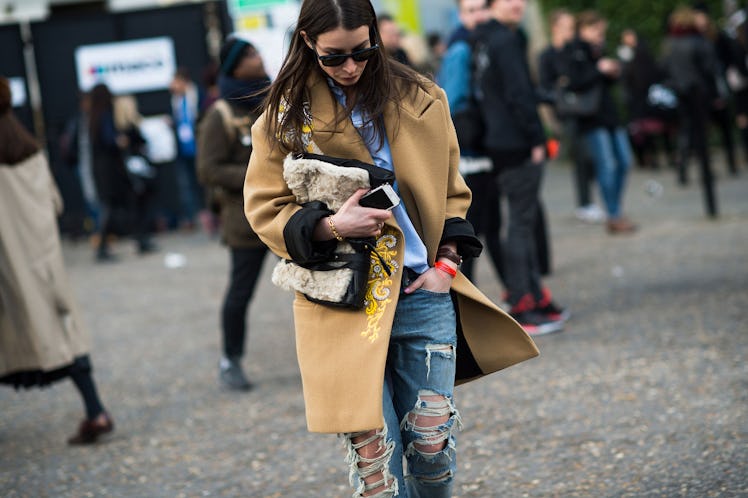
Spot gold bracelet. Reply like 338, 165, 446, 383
328, 216, 344, 242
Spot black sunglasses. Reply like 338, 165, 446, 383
312, 44, 380, 67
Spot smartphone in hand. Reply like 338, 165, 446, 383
359, 184, 400, 210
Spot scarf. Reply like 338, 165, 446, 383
218, 75, 271, 113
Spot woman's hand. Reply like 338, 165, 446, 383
313, 189, 392, 241
404, 242, 459, 294
403, 266, 454, 294
531, 144, 546, 165
597, 58, 620, 77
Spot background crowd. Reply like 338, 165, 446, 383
44, 1, 748, 257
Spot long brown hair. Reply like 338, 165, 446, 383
0, 77, 40, 166
263, 0, 428, 152
88, 83, 114, 144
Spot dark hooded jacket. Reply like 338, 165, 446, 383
472, 19, 545, 168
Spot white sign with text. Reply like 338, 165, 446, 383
75, 37, 176, 94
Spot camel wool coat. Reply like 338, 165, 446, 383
244, 73, 538, 433
0, 152, 90, 380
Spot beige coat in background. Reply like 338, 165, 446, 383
0, 152, 90, 377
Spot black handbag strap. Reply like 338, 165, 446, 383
357, 239, 392, 277
293, 152, 396, 188
300, 252, 370, 272
294, 239, 392, 277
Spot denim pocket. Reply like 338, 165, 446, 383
413, 288, 452, 297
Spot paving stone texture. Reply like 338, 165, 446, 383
1, 160, 747, 498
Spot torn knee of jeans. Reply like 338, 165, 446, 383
424, 343, 454, 379
342, 427, 399, 497
401, 390, 462, 457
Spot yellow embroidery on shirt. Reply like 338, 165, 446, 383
361, 231, 399, 343
277, 99, 318, 152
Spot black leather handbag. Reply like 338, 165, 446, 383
299, 236, 384, 309
555, 84, 603, 118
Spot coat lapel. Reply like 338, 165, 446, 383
307, 73, 373, 163
384, 85, 448, 260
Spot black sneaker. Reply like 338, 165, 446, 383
536, 301, 571, 323
536, 288, 570, 322
219, 357, 252, 391
511, 310, 564, 336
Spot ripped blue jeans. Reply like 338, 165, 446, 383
344, 287, 461, 498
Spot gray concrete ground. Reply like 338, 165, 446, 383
1, 159, 747, 498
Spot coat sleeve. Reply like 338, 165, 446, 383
244, 112, 301, 260
243, 112, 338, 263
435, 87, 483, 258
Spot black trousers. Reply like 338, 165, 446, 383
678, 90, 718, 217
494, 160, 544, 307
221, 246, 268, 359
461, 171, 505, 284
133, 190, 155, 250
564, 118, 596, 207
710, 105, 737, 175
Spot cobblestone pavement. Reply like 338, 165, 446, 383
1, 160, 747, 498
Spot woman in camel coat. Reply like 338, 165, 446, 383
244, 1, 538, 496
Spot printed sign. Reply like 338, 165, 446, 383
228, 0, 288, 15
9, 77, 27, 107
75, 37, 176, 94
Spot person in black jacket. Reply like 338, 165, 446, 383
113, 95, 158, 255
538, 8, 603, 223
728, 4, 748, 167
196, 37, 271, 391
437, 0, 504, 285
663, 6, 721, 217
694, 2, 739, 176
619, 29, 676, 170
564, 10, 637, 233
88, 83, 133, 261
474, 0, 567, 336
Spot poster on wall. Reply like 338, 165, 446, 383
75, 37, 176, 94
9, 77, 27, 107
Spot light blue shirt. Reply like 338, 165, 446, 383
327, 79, 429, 274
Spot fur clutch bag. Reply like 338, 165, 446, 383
271, 153, 394, 308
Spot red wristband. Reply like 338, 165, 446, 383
434, 260, 457, 278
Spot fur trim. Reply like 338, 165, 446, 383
274, 156, 368, 302
272, 259, 354, 302
282, 154, 370, 212
272, 241, 356, 301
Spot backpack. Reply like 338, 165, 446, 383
451, 36, 487, 153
